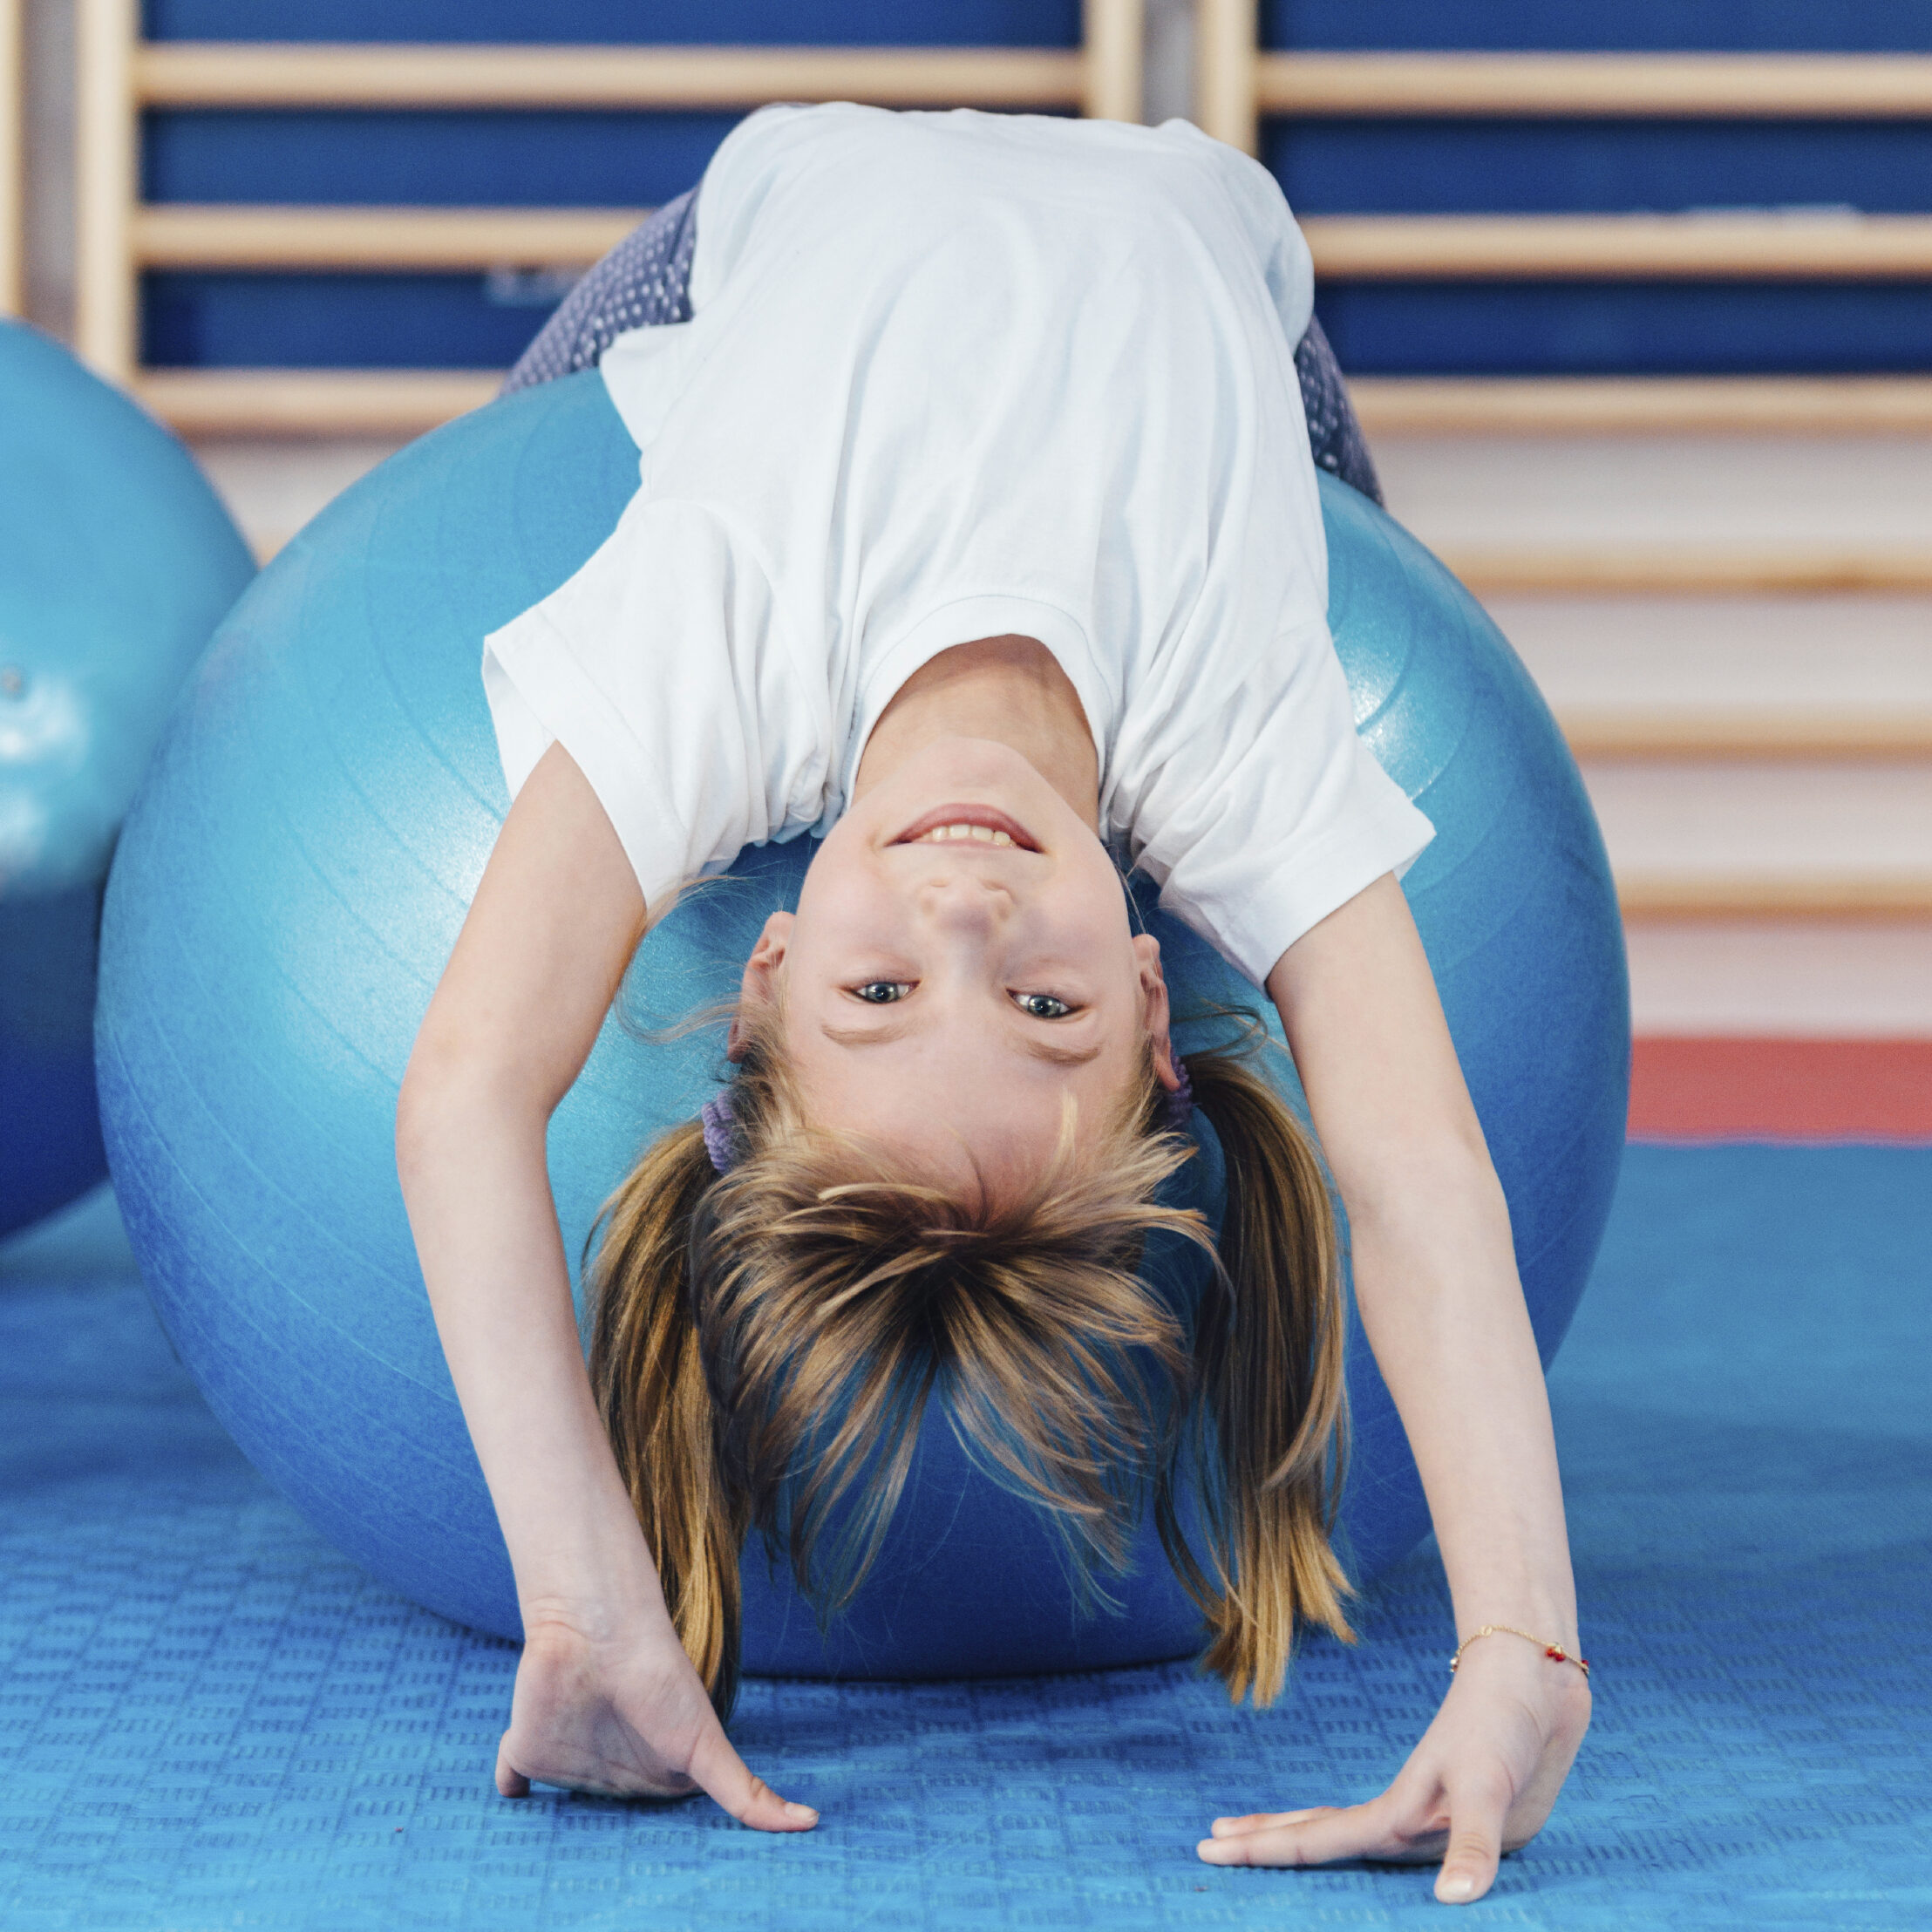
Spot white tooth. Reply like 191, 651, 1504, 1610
990, 829, 1013, 847
969, 824, 993, 842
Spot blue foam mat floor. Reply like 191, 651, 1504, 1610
3, 1144, 1929, 1929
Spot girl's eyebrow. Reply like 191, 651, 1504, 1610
820, 1018, 1100, 1066
821, 1017, 915, 1046
1021, 1037, 1103, 1066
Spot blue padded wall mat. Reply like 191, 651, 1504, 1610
144, 271, 586, 371
3, 1146, 1929, 1929
143, 110, 741, 207
138, 109, 736, 371
136, 0, 1078, 370
1268, 117, 1932, 371
147, 2, 1078, 46
1312, 280, 1932, 376
1266, 120, 1932, 216
1262, 2, 1932, 53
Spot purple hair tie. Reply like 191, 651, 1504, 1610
1160, 1057, 1194, 1133
700, 1092, 739, 1175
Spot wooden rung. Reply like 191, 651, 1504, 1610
1443, 546, 1932, 595
1258, 51, 1932, 119
1303, 213, 1932, 281
1617, 874, 1932, 921
137, 366, 500, 436
141, 208, 1932, 282
134, 204, 648, 271
1562, 711, 1932, 761
0, 0, 20, 316
134, 41, 1092, 111
1352, 376, 1932, 437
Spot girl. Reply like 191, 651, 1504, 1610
396, 105, 1589, 1906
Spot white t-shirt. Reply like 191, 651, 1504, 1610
483, 103, 1432, 987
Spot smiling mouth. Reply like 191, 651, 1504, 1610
890, 804, 1043, 852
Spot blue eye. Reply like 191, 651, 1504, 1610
854, 980, 913, 1003
1014, 992, 1074, 1020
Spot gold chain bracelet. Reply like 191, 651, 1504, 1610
1450, 1624, 1590, 1679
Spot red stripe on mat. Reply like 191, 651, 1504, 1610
1629, 1037, 1932, 1142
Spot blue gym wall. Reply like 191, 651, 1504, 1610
1266, 2, 1932, 376
139, 2, 1931, 377
139, 2, 1082, 371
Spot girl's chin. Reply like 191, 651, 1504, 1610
881, 740, 1061, 806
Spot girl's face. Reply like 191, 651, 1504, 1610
735, 737, 1180, 1201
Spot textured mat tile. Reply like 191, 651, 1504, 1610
2, 1149, 1929, 1930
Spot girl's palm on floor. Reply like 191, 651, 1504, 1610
1197, 1637, 1590, 1903
495, 1617, 817, 1833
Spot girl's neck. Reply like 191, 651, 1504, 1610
852, 634, 1101, 833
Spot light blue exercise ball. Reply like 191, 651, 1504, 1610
97, 371, 1628, 1674
1, 320, 253, 1238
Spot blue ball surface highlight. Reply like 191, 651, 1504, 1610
0, 321, 254, 1237
97, 371, 1627, 1676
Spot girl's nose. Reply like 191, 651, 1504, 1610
918, 870, 1013, 931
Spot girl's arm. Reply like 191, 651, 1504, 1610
395, 742, 814, 1833
1198, 873, 1589, 1902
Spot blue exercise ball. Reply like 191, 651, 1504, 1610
1, 320, 254, 1238
97, 371, 1627, 1673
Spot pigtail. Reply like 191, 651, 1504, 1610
1157, 1049, 1355, 1705
587, 1119, 748, 1719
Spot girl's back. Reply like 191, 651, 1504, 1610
484, 104, 1421, 990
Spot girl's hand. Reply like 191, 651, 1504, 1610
1196, 1631, 1590, 1902
495, 1608, 819, 1833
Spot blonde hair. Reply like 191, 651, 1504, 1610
586, 1017, 1352, 1719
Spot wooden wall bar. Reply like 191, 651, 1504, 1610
1194, 3, 1932, 149
1560, 711, 1932, 760
135, 44, 1094, 112
1351, 376, 1932, 437
1617, 874, 1932, 920
75, 0, 1146, 391
1257, 51, 1932, 119
128, 209, 1932, 282
1443, 544, 1932, 595
133, 367, 499, 435
0, 0, 20, 315
75, 0, 136, 377
1303, 213, 1932, 282
133, 205, 648, 272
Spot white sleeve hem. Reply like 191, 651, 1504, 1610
1157, 782, 1435, 989
480, 609, 694, 917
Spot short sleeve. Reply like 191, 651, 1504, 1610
1126, 616, 1435, 988
480, 492, 827, 914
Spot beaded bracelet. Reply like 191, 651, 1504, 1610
1450, 1624, 1590, 1679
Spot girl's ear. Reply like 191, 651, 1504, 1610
1133, 932, 1182, 1093
727, 911, 794, 1061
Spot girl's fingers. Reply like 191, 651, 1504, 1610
1433, 1785, 1507, 1905
1197, 1799, 1391, 1868
684, 1718, 819, 1833
1210, 1806, 1336, 1836
494, 1734, 532, 1799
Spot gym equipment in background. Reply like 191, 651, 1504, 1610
1, 319, 252, 1237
